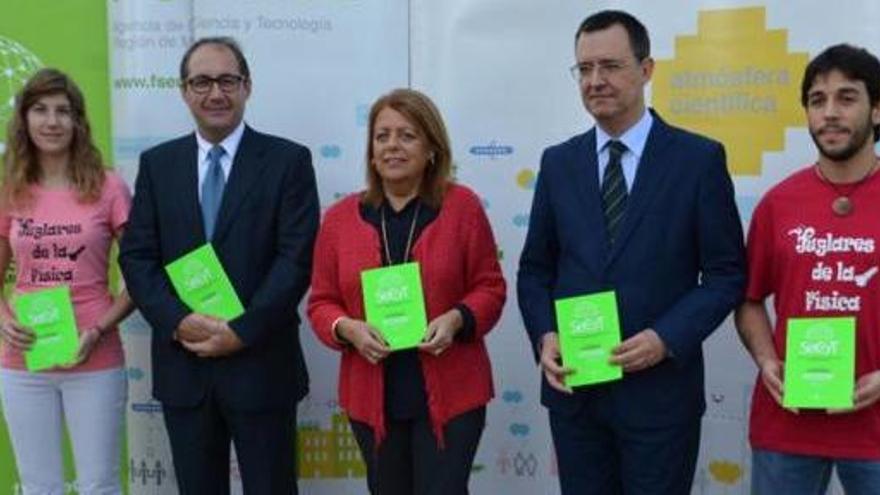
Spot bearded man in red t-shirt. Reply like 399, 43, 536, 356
736, 44, 880, 495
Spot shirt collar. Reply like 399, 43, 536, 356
196, 121, 246, 161
595, 109, 653, 158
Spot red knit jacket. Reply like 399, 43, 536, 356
308, 184, 506, 445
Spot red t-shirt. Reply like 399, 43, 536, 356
746, 164, 880, 459
0, 172, 131, 371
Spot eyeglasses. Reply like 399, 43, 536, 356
569, 60, 631, 81
185, 74, 247, 94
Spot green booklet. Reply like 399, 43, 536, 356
555, 290, 622, 387
14, 286, 79, 371
783, 316, 855, 409
165, 244, 244, 321
361, 262, 427, 350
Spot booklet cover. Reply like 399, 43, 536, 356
361, 262, 427, 350
14, 286, 79, 371
165, 244, 244, 321
783, 316, 855, 409
555, 290, 623, 387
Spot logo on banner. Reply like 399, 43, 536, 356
496, 449, 539, 477
0, 36, 43, 154
131, 400, 163, 415
502, 389, 524, 404
298, 413, 366, 479
356, 104, 369, 127
127, 367, 146, 381
320, 144, 342, 159
509, 423, 531, 437
469, 140, 514, 159
708, 460, 744, 487
652, 7, 808, 176
516, 169, 536, 190
130, 458, 169, 487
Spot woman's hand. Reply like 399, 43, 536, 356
72, 328, 102, 366
419, 309, 462, 356
338, 318, 391, 365
0, 320, 35, 351
56, 327, 102, 370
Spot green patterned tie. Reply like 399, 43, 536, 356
601, 140, 628, 244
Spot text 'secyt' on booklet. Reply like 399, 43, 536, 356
165, 243, 244, 321
361, 262, 427, 351
14, 285, 79, 371
555, 290, 623, 388
783, 316, 855, 410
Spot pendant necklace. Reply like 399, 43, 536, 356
380, 202, 421, 265
815, 161, 878, 217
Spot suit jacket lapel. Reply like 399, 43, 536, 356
605, 115, 674, 266
178, 133, 206, 242
212, 126, 268, 243
571, 131, 609, 274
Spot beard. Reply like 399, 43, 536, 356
809, 117, 875, 162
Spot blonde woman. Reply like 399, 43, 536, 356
309, 89, 506, 495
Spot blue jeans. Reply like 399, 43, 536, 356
752, 448, 880, 495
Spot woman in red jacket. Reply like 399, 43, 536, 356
308, 88, 506, 495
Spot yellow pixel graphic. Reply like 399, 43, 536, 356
298, 413, 366, 479
516, 169, 536, 190
652, 7, 808, 176
708, 459, 743, 487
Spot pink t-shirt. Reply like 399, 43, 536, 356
746, 165, 880, 459
0, 171, 131, 371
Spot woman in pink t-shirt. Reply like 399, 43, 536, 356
0, 68, 134, 494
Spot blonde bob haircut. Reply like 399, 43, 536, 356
362, 88, 453, 209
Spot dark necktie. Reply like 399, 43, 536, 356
201, 145, 226, 240
601, 140, 628, 244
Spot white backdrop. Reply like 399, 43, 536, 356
109, 1, 880, 493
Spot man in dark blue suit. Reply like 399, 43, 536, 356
119, 37, 319, 494
517, 11, 745, 494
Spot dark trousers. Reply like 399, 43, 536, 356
550, 405, 701, 495
163, 390, 298, 494
350, 407, 485, 495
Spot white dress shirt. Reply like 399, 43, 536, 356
195, 121, 246, 202
594, 110, 654, 193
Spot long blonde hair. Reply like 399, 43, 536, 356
3, 68, 105, 208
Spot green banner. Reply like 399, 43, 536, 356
0, 408, 14, 494
0, 0, 111, 160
